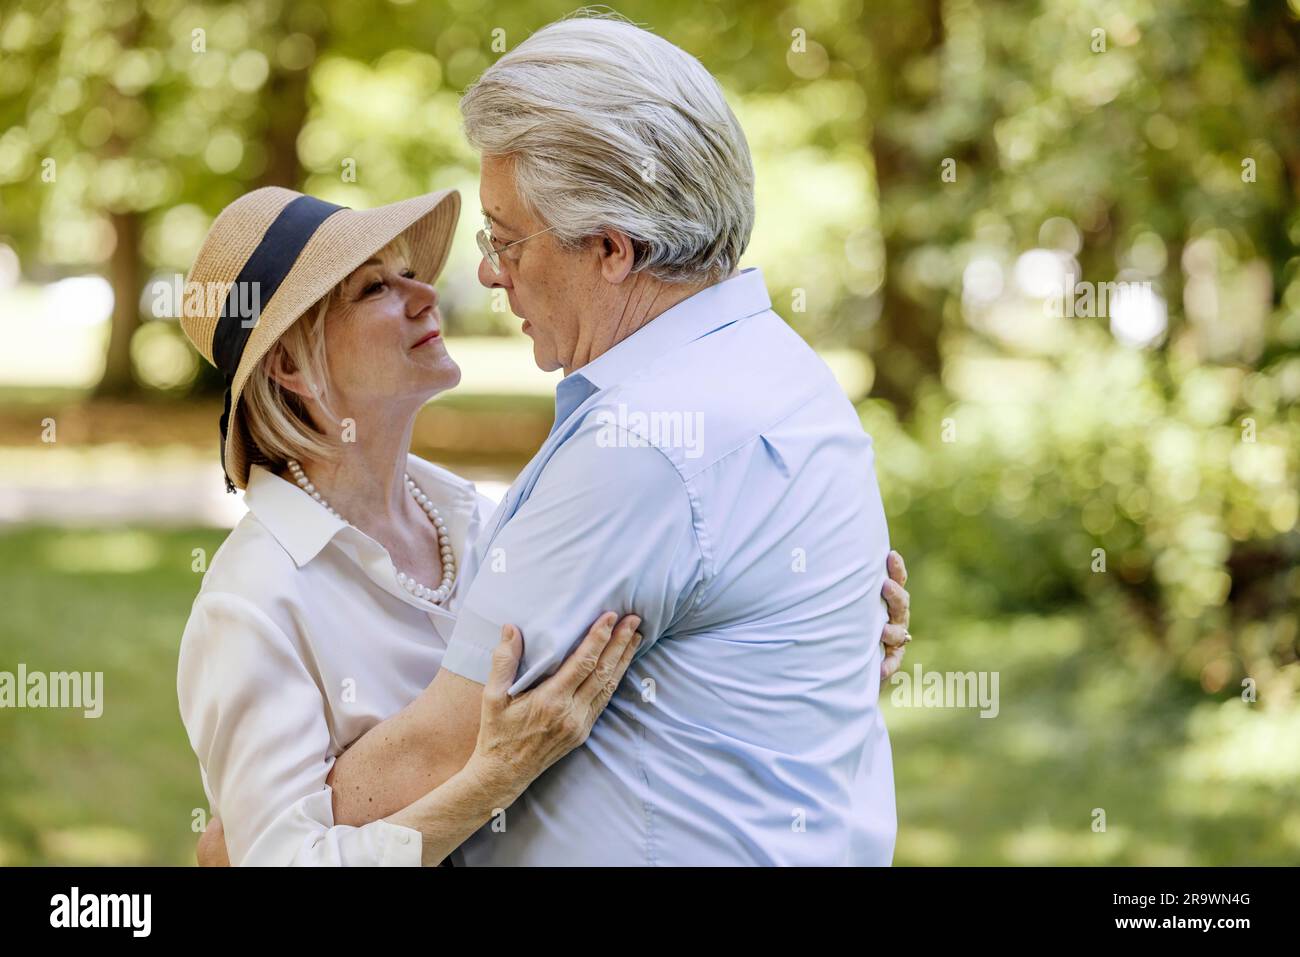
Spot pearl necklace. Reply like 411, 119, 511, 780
286, 459, 457, 605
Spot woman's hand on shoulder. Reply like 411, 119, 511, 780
468, 612, 642, 801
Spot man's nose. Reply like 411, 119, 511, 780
477, 255, 509, 289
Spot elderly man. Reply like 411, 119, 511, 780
200, 14, 906, 868
392, 15, 896, 866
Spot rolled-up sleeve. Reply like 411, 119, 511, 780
177, 592, 422, 866
440, 416, 708, 694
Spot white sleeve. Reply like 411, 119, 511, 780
177, 591, 422, 867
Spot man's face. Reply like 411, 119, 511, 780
477, 154, 600, 373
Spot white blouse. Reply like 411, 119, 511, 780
176, 454, 496, 866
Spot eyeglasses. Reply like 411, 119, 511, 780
476, 216, 556, 276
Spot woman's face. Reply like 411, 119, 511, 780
322, 242, 460, 411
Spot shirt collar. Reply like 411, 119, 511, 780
244, 464, 345, 568
244, 453, 480, 569
554, 267, 772, 421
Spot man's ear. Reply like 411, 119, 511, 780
266, 345, 315, 401
596, 228, 636, 284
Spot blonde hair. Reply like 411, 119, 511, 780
240, 235, 411, 473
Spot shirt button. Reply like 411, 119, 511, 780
397, 832, 412, 845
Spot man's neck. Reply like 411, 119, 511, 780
563, 271, 733, 376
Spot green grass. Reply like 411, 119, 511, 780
0, 525, 227, 865
0, 524, 1295, 865
884, 614, 1300, 865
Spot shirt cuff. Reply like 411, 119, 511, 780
241, 789, 424, 866
374, 820, 424, 867
440, 603, 502, 685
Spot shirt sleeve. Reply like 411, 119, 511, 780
177, 591, 422, 866
440, 415, 707, 694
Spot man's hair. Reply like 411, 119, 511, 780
460, 11, 755, 283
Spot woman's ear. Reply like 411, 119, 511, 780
266, 345, 315, 401
597, 228, 636, 284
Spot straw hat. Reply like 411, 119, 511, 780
179, 186, 460, 491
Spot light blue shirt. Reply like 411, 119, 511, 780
442, 267, 895, 865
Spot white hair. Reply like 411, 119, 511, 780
460, 12, 755, 283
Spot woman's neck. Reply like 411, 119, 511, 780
292, 410, 423, 532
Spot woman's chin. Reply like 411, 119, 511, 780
423, 357, 462, 395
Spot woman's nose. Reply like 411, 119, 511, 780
404, 278, 438, 318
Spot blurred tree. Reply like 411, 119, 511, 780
851, 0, 948, 416
98, 8, 144, 397
0, 0, 330, 396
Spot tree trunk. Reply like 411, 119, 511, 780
256, 66, 311, 190
256, 5, 326, 190
858, 0, 947, 419
93, 13, 144, 399
94, 210, 142, 397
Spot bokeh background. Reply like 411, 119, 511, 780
1, 0, 1298, 865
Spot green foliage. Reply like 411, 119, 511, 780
867, 320, 1299, 696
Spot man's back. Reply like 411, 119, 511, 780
445, 270, 895, 865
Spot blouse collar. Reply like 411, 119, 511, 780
243, 453, 481, 572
